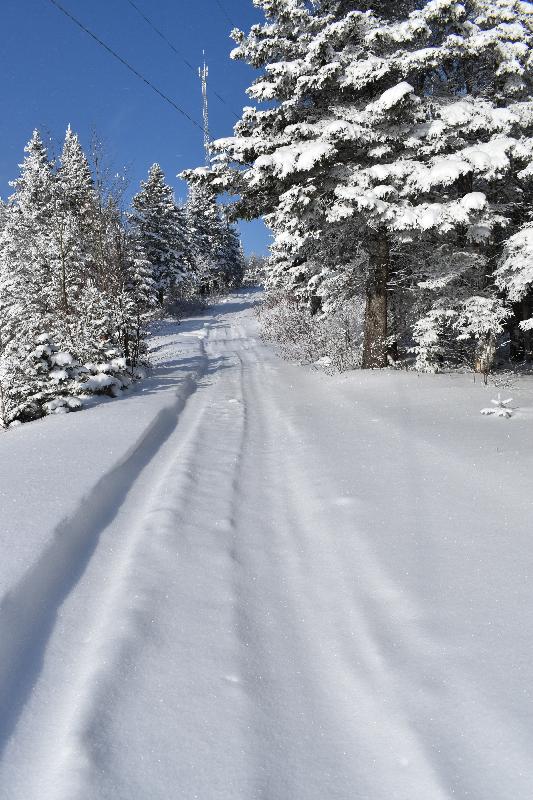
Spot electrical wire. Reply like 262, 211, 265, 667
125, 0, 196, 71
45, 0, 205, 132
124, 0, 240, 118
214, 0, 236, 28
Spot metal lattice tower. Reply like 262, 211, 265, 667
199, 52, 210, 165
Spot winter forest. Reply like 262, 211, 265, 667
0, 128, 244, 426
2, 1, 533, 425
1, 1, 533, 799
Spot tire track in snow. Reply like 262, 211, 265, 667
0, 352, 208, 766
232, 348, 533, 800
3, 289, 527, 799
37, 313, 253, 799
228, 350, 452, 800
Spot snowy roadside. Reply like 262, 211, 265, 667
0, 311, 210, 597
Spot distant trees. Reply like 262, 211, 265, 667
186, 184, 244, 295
0, 129, 244, 427
243, 254, 267, 287
130, 163, 192, 306
186, 0, 533, 375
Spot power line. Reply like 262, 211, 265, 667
124, 0, 196, 71
214, 0, 236, 28
124, 0, 239, 118
45, 0, 205, 133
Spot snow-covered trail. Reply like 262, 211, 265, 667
1, 289, 533, 800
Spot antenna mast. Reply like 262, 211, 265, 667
199, 52, 210, 165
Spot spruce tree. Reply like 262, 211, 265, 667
131, 164, 190, 306
0, 128, 151, 424
185, 184, 227, 294
51, 125, 98, 332
218, 217, 245, 289
188, 0, 533, 370
0, 130, 56, 422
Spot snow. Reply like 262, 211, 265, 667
50, 352, 74, 368
49, 368, 69, 383
81, 373, 121, 392
495, 223, 533, 304
254, 140, 334, 178
460, 191, 487, 211
1, 289, 533, 799
369, 80, 415, 112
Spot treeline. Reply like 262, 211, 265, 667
0, 128, 244, 426
186, 0, 533, 376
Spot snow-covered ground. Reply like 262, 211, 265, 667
1, 288, 533, 800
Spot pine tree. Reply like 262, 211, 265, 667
0, 131, 56, 416
50, 125, 99, 337
122, 234, 157, 365
219, 217, 245, 289
0, 128, 152, 425
187, 0, 533, 371
131, 164, 191, 307
185, 184, 227, 294
0, 200, 8, 235
185, 186, 244, 293
494, 222, 533, 360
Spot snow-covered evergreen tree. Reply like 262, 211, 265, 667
0, 130, 56, 418
243, 253, 267, 286
184, 182, 245, 294
185, 184, 224, 294
219, 215, 245, 289
187, 0, 533, 370
0, 200, 8, 234
121, 234, 157, 365
50, 125, 99, 335
131, 164, 191, 306
494, 222, 533, 360
0, 128, 154, 425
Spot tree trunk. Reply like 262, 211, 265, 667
362, 231, 389, 368
510, 298, 533, 362
309, 293, 322, 316
475, 332, 496, 384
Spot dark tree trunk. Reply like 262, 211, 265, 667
509, 298, 533, 362
362, 231, 389, 368
309, 293, 322, 316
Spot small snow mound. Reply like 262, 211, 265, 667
43, 396, 83, 415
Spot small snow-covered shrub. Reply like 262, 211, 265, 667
0, 334, 81, 427
77, 350, 135, 397
0, 335, 140, 428
43, 396, 82, 415
411, 308, 460, 372
480, 394, 514, 418
412, 297, 510, 377
259, 292, 364, 372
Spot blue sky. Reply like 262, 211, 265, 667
0, 0, 271, 255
